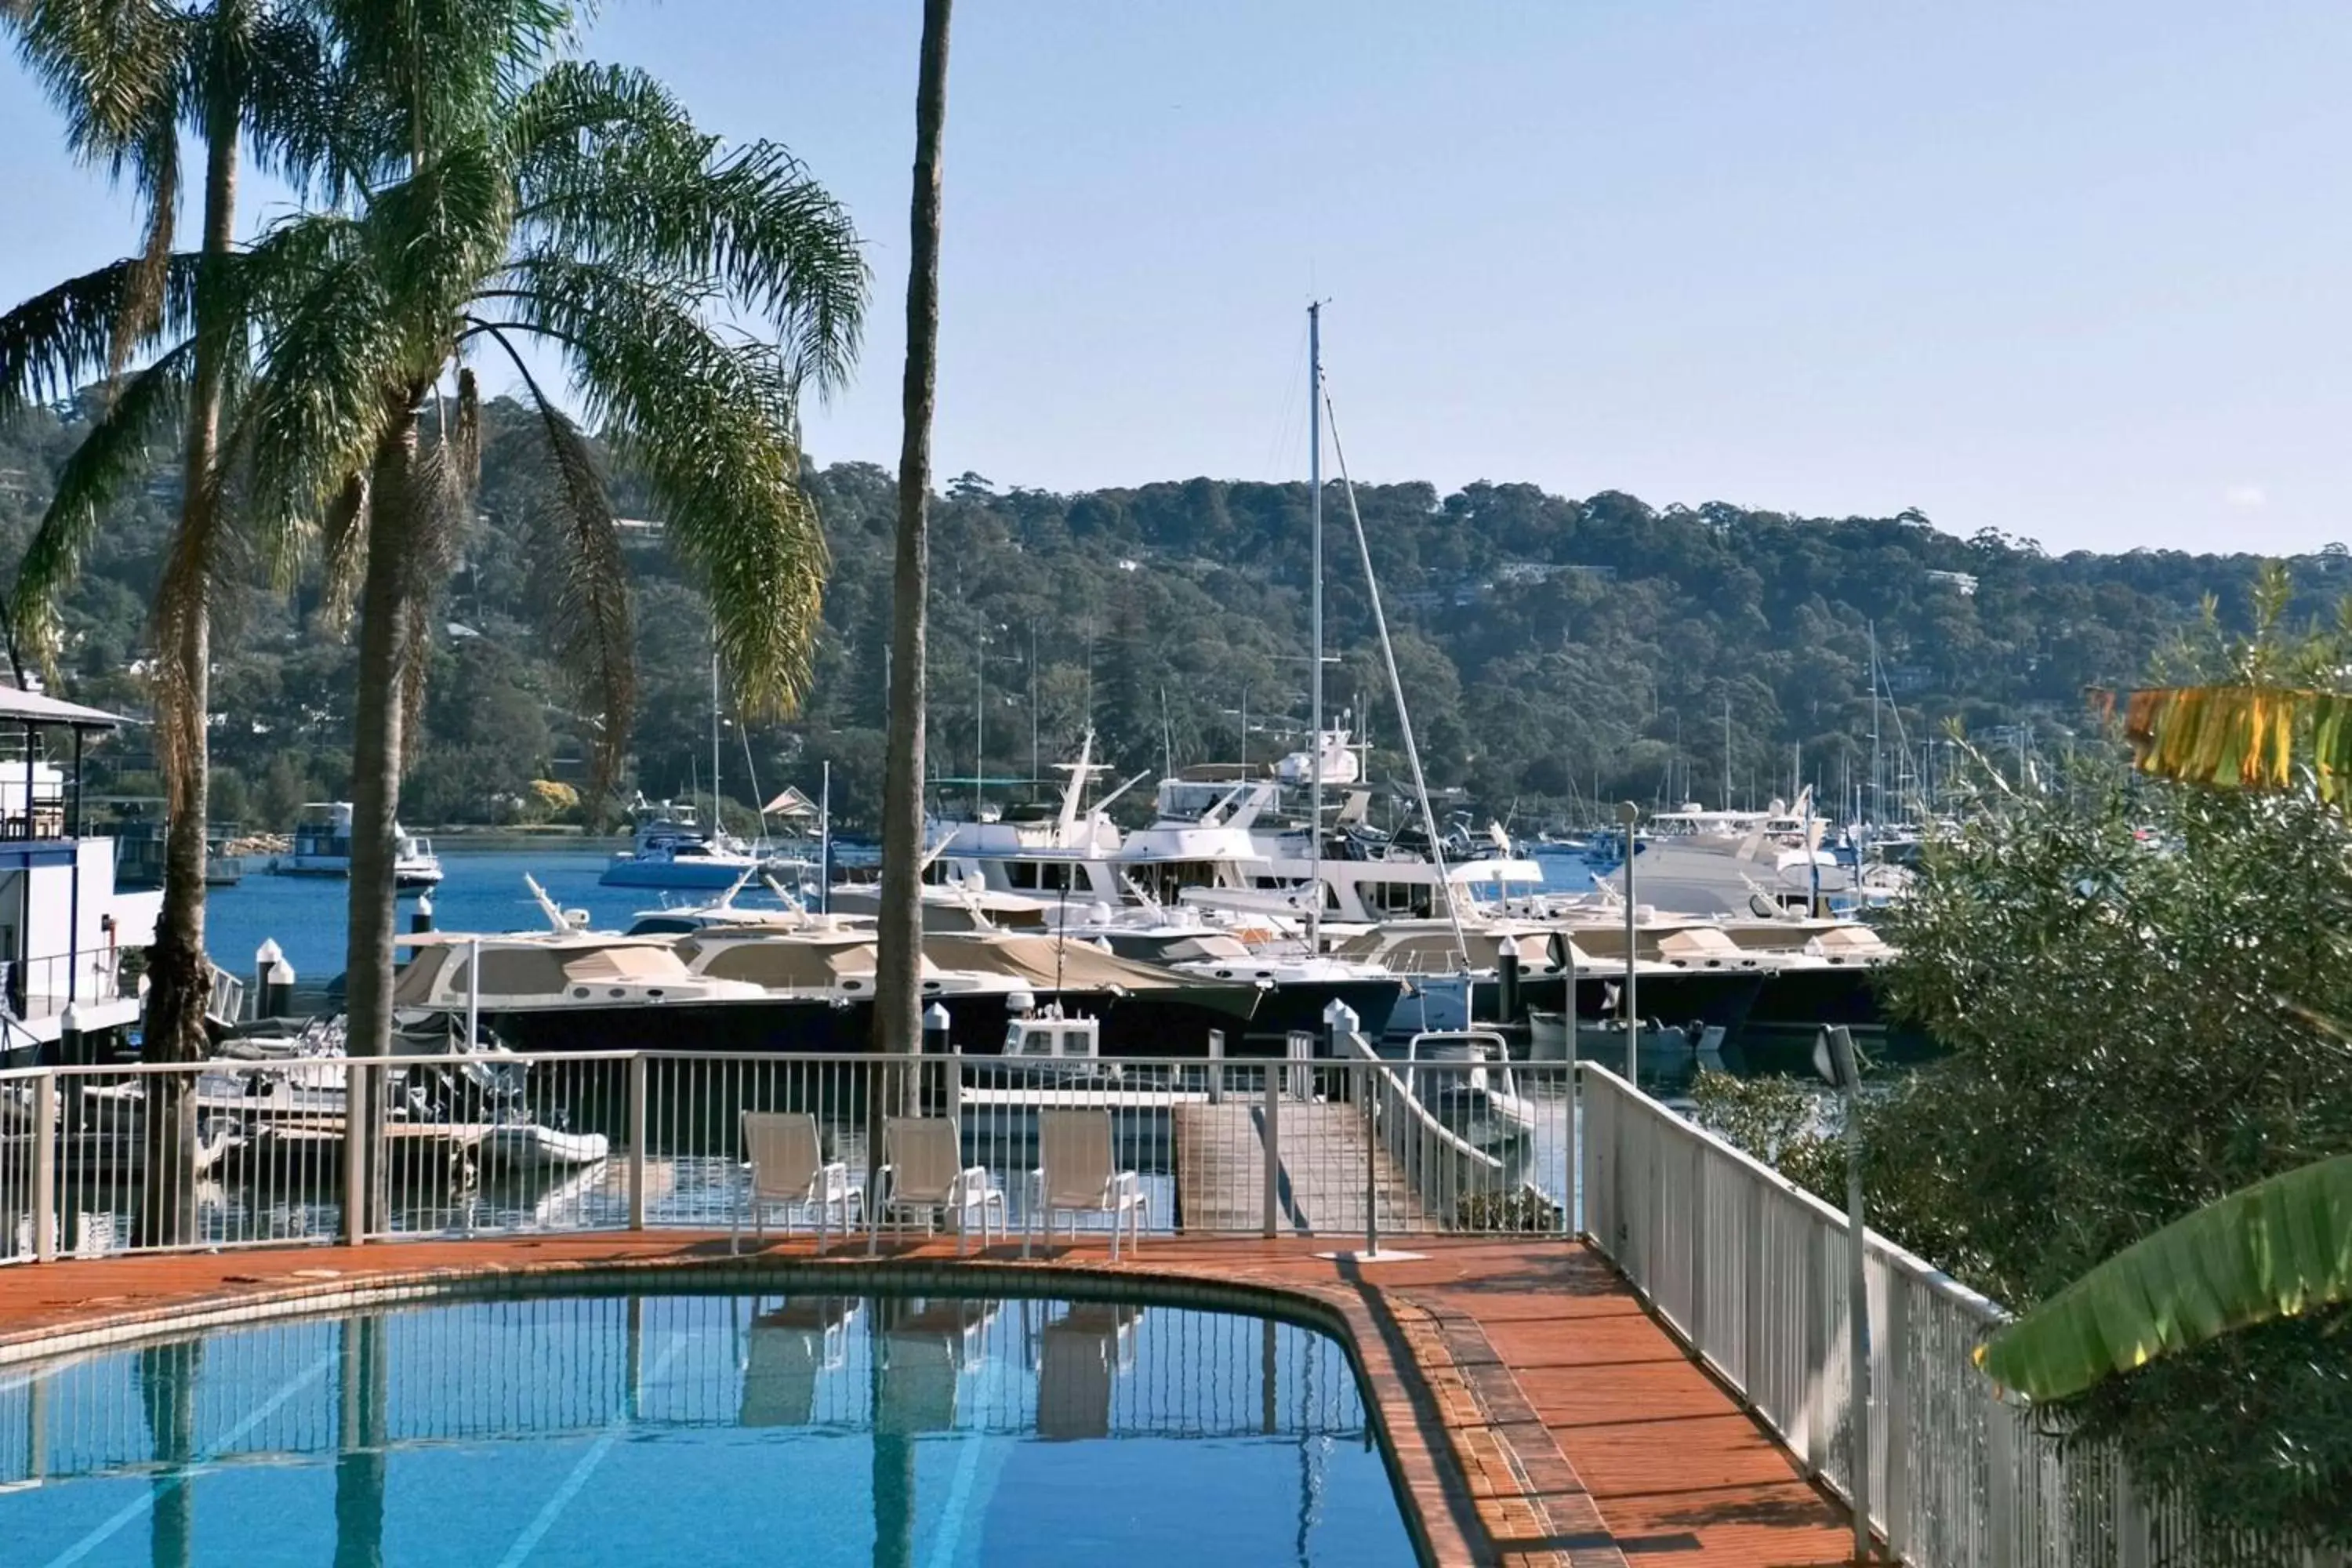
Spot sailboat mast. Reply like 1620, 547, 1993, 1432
1867, 619, 1882, 829
1307, 300, 1324, 953
710, 643, 723, 836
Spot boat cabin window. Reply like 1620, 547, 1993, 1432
1127, 861, 1232, 905
1006, 1023, 1094, 1058
1006, 859, 1082, 892
1357, 879, 1434, 918
920, 858, 953, 886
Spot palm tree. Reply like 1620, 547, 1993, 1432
220, 13, 864, 1181
874, 0, 953, 1069
2, 0, 339, 1243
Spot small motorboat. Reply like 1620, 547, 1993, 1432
477, 1122, 610, 1171
1400, 1029, 1536, 1155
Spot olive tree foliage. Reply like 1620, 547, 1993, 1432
1696, 746, 2352, 1548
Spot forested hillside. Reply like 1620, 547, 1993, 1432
1, 392, 2333, 831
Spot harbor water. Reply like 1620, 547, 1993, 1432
200, 845, 1613, 989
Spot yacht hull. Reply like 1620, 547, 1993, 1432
1236, 977, 1406, 1044
1741, 965, 1887, 1029
435, 986, 1263, 1060
600, 859, 763, 890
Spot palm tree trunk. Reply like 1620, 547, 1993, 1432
341, 412, 419, 1232
873, 0, 953, 1078
136, 89, 237, 1248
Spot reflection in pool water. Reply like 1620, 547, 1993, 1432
0, 1290, 1415, 1566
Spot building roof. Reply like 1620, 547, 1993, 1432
0, 685, 135, 729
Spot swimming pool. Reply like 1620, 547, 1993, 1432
0, 1290, 1417, 1566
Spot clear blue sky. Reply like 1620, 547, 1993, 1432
6, 1, 2352, 553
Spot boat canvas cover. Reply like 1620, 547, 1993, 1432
394, 938, 693, 1005
1652, 927, 1750, 964
925, 934, 1263, 1018
562, 945, 696, 985
686, 935, 942, 988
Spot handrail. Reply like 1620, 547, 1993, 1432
1330, 1029, 1502, 1172
1573, 1062, 2346, 1568
1579, 1062, 2002, 1309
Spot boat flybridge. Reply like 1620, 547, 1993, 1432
925, 729, 1543, 934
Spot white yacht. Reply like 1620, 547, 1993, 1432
1606, 791, 1848, 916
600, 800, 768, 891
275, 802, 442, 889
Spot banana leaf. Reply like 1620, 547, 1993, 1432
1975, 1153, 2352, 1403
2125, 685, 2307, 792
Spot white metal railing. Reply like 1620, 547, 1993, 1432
0, 1047, 1578, 1263
1577, 1064, 2346, 1568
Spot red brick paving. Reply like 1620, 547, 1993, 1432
0, 1234, 1857, 1566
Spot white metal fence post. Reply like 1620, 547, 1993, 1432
1565, 1062, 1579, 1236
341, 1061, 368, 1247
1690, 1131, 1709, 1356
32, 1070, 56, 1261
627, 1051, 648, 1232
1261, 1065, 1280, 1238
1360, 1057, 1377, 1256
1882, 1270, 1913, 1560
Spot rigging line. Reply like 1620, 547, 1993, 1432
1261, 320, 1312, 481
1320, 387, 1474, 969
740, 706, 768, 848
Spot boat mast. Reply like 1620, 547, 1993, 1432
1867, 619, 1882, 830
1307, 300, 1323, 954
710, 642, 723, 838
1722, 694, 1732, 810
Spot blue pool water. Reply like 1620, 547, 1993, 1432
0, 1291, 1417, 1566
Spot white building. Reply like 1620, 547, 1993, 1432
0, 688, 160, 1065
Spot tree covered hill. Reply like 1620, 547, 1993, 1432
2, 394, 2333, 830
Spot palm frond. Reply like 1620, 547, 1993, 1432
108, 113, 178, 385
309, 471, 371, 628
9, 339, 191, 673
0, 252, 199, 417
1976, 1154, 2352, 1403
238, 9, 387, 197
383, 379, 479, 768
510, 60, 867, 397
317, 0, 572, 162
228, 215, 408, 578
473, 325, 633, 793
6, 0, 183, 165
501, 258, 826, 717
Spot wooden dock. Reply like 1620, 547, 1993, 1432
1172, 1101, 1432, 1234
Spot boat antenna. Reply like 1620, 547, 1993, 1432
1307, 300, 1324, 955
1323, 378, 1472, 969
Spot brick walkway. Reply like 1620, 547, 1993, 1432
0, 1234, 1857, 1567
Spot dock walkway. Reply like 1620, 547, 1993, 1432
1172, 1100, 1432, 1234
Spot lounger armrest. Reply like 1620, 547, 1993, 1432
873, 1163, 897, 1203
949, 1165, 994, 1205
1105, 1170, 1142, 1207
813, 1159, 859, 1201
